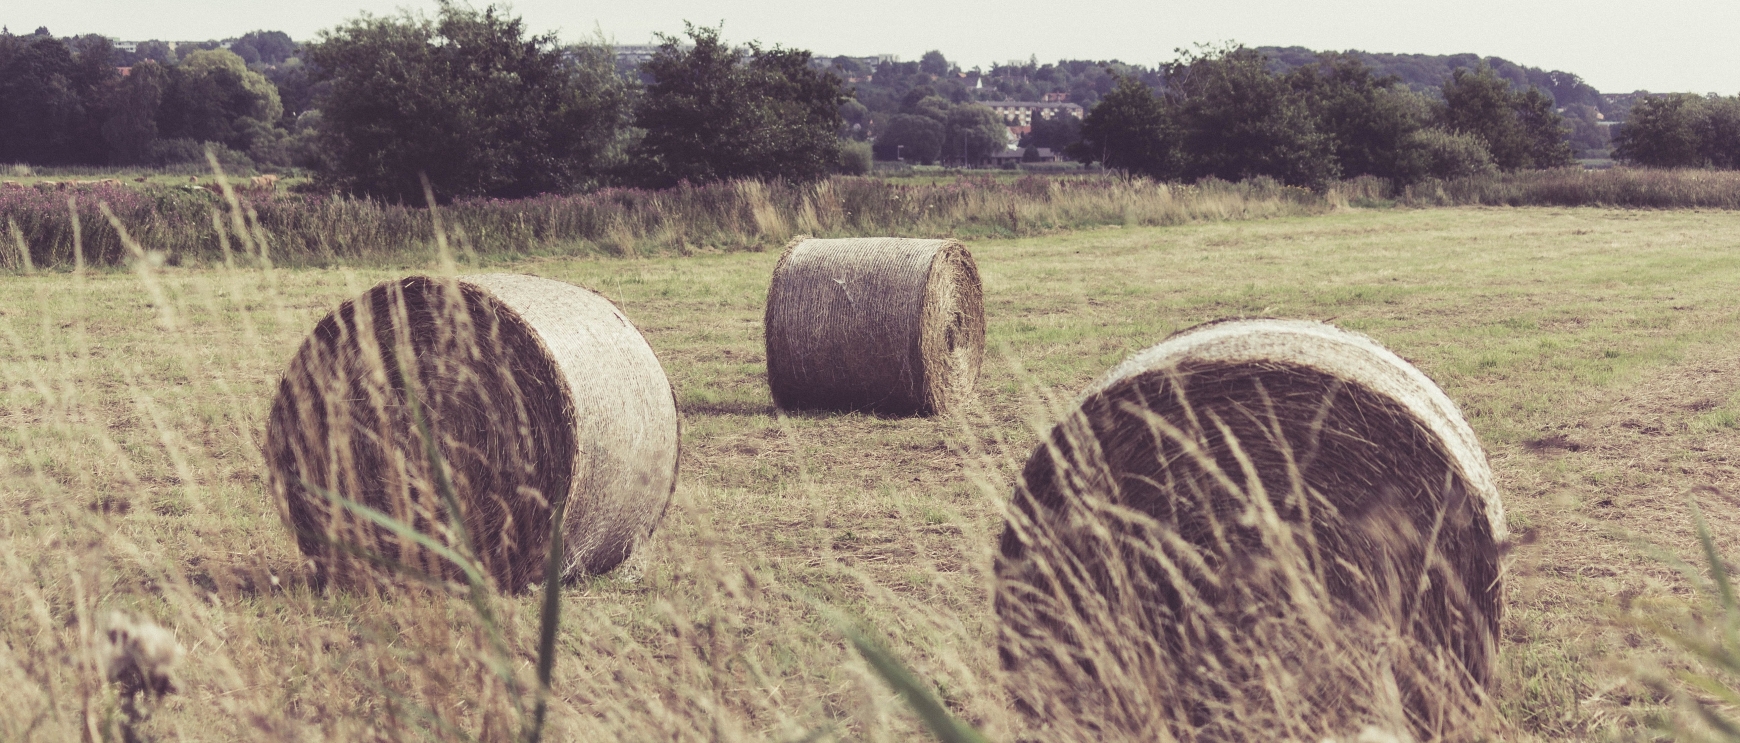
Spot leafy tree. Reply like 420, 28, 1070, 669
1701, 96, 1740, 169
873, 113, 943, 163
263, 57, 321, 122
232, 31, 297, 65
942, 104, 1008, 164
632, 24, 848, 186
1023, 113, 1081, 150
1514, 86, 1574, 168
1288, 53, 1429, 182
906, 95, 951, 122
1612, 94, 1706, 167
1561, 104, 1609, 156
839, 99, 870, 139
1072, 75, 1178, 179
307, 3, 633, 201
1166, 46, 1338, 187
919, 50, 951, 77
1439, 65, 1571, 170
0, 33, 114, 165
101, 60, 170, 164
159, 49, 282, 151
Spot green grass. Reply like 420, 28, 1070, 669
3, 206, 1740, 740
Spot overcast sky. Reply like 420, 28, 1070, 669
16, 0, 1739, 94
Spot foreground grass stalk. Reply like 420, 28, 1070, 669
524, 491, 569, 743
397, 361, 528, 717
839, 620, 990, 743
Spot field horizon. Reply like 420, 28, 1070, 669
4, 205, 1740, 740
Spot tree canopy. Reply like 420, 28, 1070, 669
306, 3, 633, 201
1438, 65, 1572, 171
631, 24, 848, 186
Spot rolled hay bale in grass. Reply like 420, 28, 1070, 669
996, 319, 1504, 741
265, 274, 679, 591
764, 236, 985, 416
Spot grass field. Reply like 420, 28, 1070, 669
4, 205, 1740, 740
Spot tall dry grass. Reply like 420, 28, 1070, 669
1, 175, 1339, 269
1391, 167, 1740, 209
12, 167, 1740, 271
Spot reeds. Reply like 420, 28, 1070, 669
1393, 168, 1740, 209
0, 175, 1335, 269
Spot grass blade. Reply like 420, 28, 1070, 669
302, 478, 486, 588
522, 490, 569, 743
839, 622, 989, 743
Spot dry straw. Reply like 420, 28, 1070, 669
997, 319, 1505, 741
264, 274, 680, 591
764, 236, 985, 416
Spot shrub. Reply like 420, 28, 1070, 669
1407, 127, 1496, 179
837, 140, 873, 175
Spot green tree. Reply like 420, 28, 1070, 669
306, 3, 633, 201
1701, 96, 1740, 169
1071, 75, 1178, 179
839, 99, 870, 139
906, 94, 951, 122
1166, 46, 1338, 187
231, 31, 297, 65
874, 113, 943, 163
1439, 65, 1571, 170
631, 24, 848, 186
942, 104, 1008, 164
919, 50, 951, 77
1023, 113, 1081, 150
1288, 53, 1429, 182
0, 33, 114, 164
159, 49, 283, 152
100, 60, 169, 164
1612, 94, 1706, 167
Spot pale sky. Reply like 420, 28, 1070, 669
16, 0, 1739, 95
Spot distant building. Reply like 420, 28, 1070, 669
615, 44, 661, 67
981, 100, 1085, 128
1041, 92, 1069, 102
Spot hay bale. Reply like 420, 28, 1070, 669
264, 274, 679, 591
764, 237, 985, 416
996, 319, 1504, 739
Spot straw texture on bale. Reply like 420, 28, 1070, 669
996, 319, 1505, 739
764, 236, 985, 416
264, 274, 679, 591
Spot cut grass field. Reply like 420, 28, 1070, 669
4, 205, 1740, 740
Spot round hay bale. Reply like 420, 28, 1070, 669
264, 274, 679, 591
996, 319, 1504, 739
764, 236, 985, 416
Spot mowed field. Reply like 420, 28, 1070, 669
4, 206, 1740, 740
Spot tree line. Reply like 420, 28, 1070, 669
1067, 46, 1575, 187
6, 7, 1739, 202
0, 8, 858, 202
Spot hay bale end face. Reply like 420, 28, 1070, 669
264, 274, 680, 591
996, 319, 1504, 739
764, 237, 985, 416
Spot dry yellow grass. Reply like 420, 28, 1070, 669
3, 205, 1740, 740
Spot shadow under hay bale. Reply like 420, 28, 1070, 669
264, 274, 680, 592
996, 319, 1505, 741
764, 236, 985, 416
